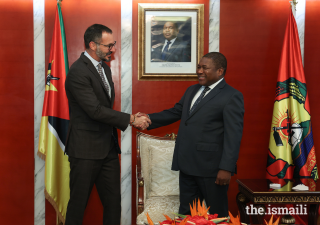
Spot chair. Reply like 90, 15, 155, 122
136, 132, 179, 225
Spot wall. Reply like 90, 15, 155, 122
305, 0, 320, 168
220, 0, 290, 215
44, 0, 121, 224
0, 0, 34, 224
0, 0, 320, 224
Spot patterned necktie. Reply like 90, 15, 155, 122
97, 63, 110, 97
189, 86, 211, 114
161, 41, 171, 60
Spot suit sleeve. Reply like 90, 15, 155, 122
65, 69, 130, 131
219, 91, 245, 172
148, 88, 188, 129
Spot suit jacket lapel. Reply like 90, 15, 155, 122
186, 84, 201, 113
81, 53, 112, 101
187, 79, 226, 120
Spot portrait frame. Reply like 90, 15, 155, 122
138, 3, 204, 81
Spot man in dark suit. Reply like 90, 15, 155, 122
64, 24, 150, 225
140, 52, 244, 217
151, 21, 191, 62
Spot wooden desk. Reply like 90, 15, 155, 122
236, 179, 320, 225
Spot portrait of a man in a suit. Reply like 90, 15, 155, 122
151, 20, 191, 62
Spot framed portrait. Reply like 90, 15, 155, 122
138, 3, 204, 81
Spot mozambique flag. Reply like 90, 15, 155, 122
266, 9, 318, 189
38, 2, 70, 223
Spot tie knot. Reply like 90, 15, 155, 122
97, 63, 102, 69
167, 41, 171, 45
204, 86, 210, 92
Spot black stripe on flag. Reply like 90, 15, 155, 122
48, 116, 69, 146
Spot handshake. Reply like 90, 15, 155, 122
130, 112, 151, 130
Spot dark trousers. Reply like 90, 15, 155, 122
65, 147, 121, 225
179, 171, 229, 217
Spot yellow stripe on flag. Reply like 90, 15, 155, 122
38, 116, 49, 159
45, 83, 58, 92
45, 122, 70, 222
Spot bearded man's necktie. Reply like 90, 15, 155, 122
97, 63, 110, 97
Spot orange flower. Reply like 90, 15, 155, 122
264, 215, 280, 225
164, 214, 173, 222
179, 217, 189, 225
145, 212, 154, 225
190, 201, 197, 217
189, 199, 210, 219
228, 211, 241, 225
161, 214, 177, 225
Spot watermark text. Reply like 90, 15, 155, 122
245, 204, 307, 215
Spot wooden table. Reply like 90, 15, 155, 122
236, 179, 320, 225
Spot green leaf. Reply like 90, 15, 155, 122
171, 212, 187, 218
210, 217, 228, 223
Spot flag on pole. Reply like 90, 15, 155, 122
266, 9, 318, 189
38, 2, 70, 223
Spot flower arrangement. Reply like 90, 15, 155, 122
145, 199, 229, 225
145, 198, 279, 225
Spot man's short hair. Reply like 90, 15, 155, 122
84, 24, 112, 49
203, 52, 227, 76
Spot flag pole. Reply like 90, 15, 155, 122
289, 0, 297, 17
289, 0, 298, 11
55, 0, 64, 222
54, 0, 63, 220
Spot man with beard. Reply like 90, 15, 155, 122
151, 21, 191, 62
64, 24, 150, 225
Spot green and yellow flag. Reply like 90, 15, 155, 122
266, 9, 318, 189
38, 2, 70, 223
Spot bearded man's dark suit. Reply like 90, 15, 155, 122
64, 53, 130, 225
151, 38, 191, 62
148, 79, 244, 217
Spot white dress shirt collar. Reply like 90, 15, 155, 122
207, 77, 224, 90
165, 37, 177, 46
84, 51, 102, 69
162, 37, 177, 52
190, 78, 224, 109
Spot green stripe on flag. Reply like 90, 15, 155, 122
57, 3, 69, 75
